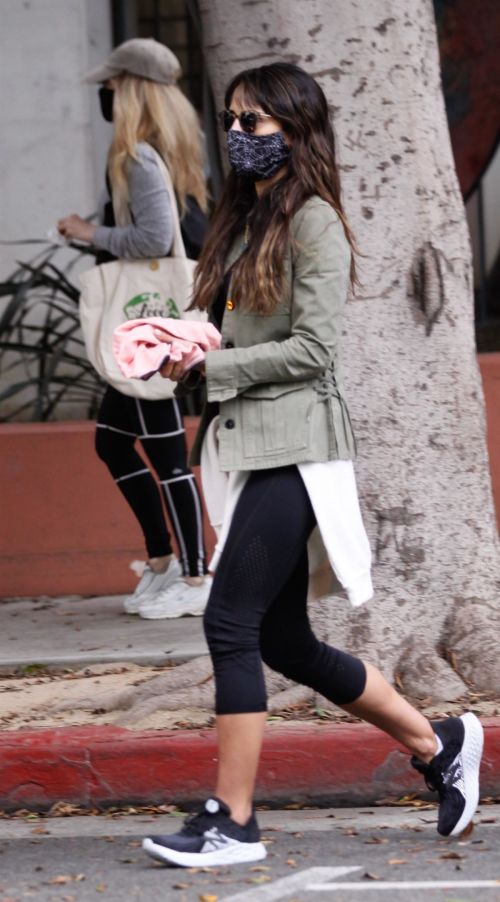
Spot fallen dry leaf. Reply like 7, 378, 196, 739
286, 858, 297, 867
49, 876, 73, 886
364, 836, 389, 844
459, 820, 475, 838
48, 802, 83, 817
189, 867, 218, 874
249, 866, 270, 872
363, 872, 381, 880
173, 884, 190, 890
95, 884, 107, 893
198, 895, 218, 902
388, 858, 409, 865
439, 851, 465, 860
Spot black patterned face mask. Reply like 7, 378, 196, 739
226, 129, 291, 181
98, 86, 114, 122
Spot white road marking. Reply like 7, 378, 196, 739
224, 866, 500, 901
309, 879, 500, 892
223, 866, 361, 902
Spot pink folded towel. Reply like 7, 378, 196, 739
113, 317, 222, 380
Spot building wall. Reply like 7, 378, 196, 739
0, 0, 113, 279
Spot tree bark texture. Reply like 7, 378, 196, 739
198, 0, 500, 698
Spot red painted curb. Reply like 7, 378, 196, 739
1, 720, 499, 812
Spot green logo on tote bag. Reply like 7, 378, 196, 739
124, 292, 181, 320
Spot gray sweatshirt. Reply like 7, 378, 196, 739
93, 143, 174, 260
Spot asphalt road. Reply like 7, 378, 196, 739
1, 805, 500, 902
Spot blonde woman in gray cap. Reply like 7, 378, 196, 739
58, 38, 211, 619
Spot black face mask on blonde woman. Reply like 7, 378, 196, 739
98, 86, 114, 122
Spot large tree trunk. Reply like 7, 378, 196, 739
198, 0, 500, 699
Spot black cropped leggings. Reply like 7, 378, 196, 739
95, 386, 206, 577
203, 466, 367, 714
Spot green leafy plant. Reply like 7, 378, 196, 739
0, 240, 104, 421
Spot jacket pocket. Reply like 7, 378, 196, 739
240, 382, 313, 457
241, 380, 311, 400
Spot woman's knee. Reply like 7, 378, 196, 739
203, 596, 260, 659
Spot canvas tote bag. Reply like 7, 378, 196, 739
79, 148, 204, 400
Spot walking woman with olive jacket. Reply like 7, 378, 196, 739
142, 63, 484, 868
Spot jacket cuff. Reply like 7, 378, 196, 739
205, 349, 238, 402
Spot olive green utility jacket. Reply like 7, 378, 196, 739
191, 196, 357, 472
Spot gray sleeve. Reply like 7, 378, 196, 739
93, 144, 174, 260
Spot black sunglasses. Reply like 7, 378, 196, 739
219, 108, 274, 134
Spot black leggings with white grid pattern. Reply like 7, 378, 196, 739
95, 385, 207, 577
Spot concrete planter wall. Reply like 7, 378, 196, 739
0, 417, 215, 598
1, 356, 499, 599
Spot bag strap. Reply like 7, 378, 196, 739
111, 144, 189, 260
150, 148, 188, 260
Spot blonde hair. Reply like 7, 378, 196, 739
108, 73, 208, 222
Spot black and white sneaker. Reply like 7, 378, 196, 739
411, 712, 484, 836
142, 797, 267, 867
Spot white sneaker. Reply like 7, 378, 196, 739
123, 559, 182, 614
138, 575, 212, 620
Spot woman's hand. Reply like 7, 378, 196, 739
155, 329, 206, 381
155, 328, 184, 381
159, 359, 186, 381
57, 215, 96, 243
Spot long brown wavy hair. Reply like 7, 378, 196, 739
192, 62, 357, 314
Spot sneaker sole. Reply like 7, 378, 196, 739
449, 712, 484, 836
142, 836, 267, 867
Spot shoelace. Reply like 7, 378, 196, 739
413, 757, 444, 795
182, 809, 218, 836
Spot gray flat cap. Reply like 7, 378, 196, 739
84, 38, 181, 85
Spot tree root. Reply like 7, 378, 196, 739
395, 639, 467, 701
443, 598, 500, 693
50, 655, 311, 726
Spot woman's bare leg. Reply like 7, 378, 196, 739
213, 662, 437, 828
214, 712, 268, 825
342, 661, 438, 762
148, 554, 173, 574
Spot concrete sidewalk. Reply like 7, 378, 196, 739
1, 593, 500, 813
0, 593, 206, 671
